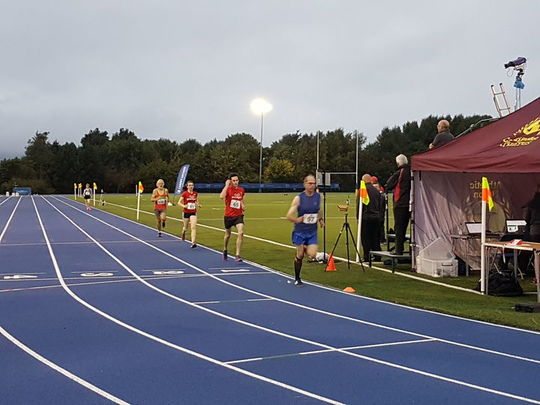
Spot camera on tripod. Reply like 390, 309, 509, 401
337, 196, 351, 212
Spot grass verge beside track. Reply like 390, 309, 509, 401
71, 193, 540, 332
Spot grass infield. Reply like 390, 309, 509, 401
72, 192, 540, 332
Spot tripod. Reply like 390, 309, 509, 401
329, 209, 365, 271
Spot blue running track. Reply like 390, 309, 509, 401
1, 195, 539, 404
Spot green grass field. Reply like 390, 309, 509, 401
73, 192, 540, 332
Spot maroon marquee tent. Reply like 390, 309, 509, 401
411, 97, 540, 269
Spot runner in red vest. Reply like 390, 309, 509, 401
219, 173, 245, 261
179, 180, 200, 248
151, 179, 169, 237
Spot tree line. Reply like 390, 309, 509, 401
0, 113, 490, 194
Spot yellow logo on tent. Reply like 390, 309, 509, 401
522, 117, 540, 135
499, 116, 540, 147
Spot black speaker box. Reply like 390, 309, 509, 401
515, 303, 540, 313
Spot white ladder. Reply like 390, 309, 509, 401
490, 83, 512, 117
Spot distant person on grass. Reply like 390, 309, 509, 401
179, 180, 200, 248
83, 183, 93, 210
220, 173, 245, 262
286, 174, 324, 286
151, 179, 169, 237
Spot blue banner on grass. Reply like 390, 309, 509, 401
174, 164, 190, 194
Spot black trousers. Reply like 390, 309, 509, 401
393, 207, 410, 255
361, 218, 380, 261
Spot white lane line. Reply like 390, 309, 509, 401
0, 326, 129, 405
101, 200, 483, 294
193, 298, 273, 305
0, 275, 187, 294
3, 274, 38, 280
48, 197, 540, 403
0, 240, 174, 247
208, 267, 253, 270
0, 196, 13, 206
227, 338, 437, 364
221, 269, 250, 273
54, 197, 540, 366
0, 197, 22, 243
36, 197, 343, 404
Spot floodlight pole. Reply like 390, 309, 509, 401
259, 112, 264, 193
316, 132, 320, 172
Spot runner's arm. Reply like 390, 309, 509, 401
286, 196, 302, 223
219, 180, 230, 200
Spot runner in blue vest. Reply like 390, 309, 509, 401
286, 174, 325, 285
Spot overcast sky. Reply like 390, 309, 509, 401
1, 0, 538, 158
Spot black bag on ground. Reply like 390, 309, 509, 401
475, 271, 523, 296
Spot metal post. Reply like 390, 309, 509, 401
355, 132, 359, 190
316, 132, 320, 172
259, 113, 263, 193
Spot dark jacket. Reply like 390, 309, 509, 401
362, 183, 382, 221
525, 192, 540, 237
384, 164, 411, 209
432, 130, 454, 148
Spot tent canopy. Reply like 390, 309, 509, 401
412, 97, 540, 173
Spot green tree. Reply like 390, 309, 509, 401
25, 131, 54, 182
264, 158, 295, 182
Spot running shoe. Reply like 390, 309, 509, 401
181, 232, 186, 241
223, 250, 228, 260
158, 232, 162, 237
294, 279, 303, 286
234, 256, 243, 262
191, 243, 197, 249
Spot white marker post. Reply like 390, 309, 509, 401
136, 190, 141, 221
480, 195, 487, 294
73, 183, 77, 199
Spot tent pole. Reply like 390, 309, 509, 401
410, 172, 416, 270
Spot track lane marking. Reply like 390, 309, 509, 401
54, 196, 540, 366
0, 196, 21, 243
35, 197, 344, 405
0, 326, 129, 404
194, 298, 273, 305
47, 196, 540, 403
0, 195, 13, 206
227, 338, 437, 364
102, 199, 482, 294
0, 275, 190, 293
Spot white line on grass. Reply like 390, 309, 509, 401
36, 196, 344, 404
55, 196, 540, 364
47, 196, 540, 404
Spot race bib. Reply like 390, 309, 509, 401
157, 198, 166, 205
230, 199, 241, 209
303, 213, 318, 224
187, 202, 196, 210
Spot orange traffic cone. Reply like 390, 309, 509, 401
343, 286, 356, 293
325, 254, 337, 271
